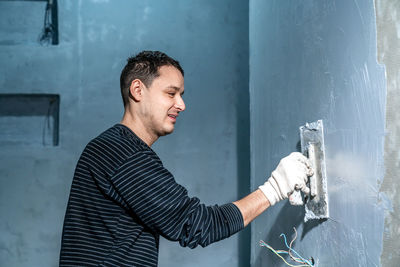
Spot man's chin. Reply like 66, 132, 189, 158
159, 127, 175, 137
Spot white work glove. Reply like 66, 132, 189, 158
259, 152, 313, 206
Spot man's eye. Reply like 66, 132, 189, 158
168, 92, 175, 97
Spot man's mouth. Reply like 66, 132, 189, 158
168, 114, 178, 122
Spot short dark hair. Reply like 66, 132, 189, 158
120, 51, 184, 106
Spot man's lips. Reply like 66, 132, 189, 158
168, 114, 178, 122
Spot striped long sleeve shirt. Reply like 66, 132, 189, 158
59, 124, 244, 267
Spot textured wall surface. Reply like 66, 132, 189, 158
250, 0, 386, 266
375, 0, 400, 266
0, 1, 249, 266
4, 1, 397, 266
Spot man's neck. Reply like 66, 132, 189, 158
120, 111, 157, 147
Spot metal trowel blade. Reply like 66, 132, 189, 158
300, 120, 329, 222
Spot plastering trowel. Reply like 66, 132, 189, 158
289, 120, 329, 222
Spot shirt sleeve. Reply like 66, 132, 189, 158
105, 150, 244, 248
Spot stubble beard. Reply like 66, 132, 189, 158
147, 113, 174, 138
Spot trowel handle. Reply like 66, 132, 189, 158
308, 143, 318, 197
289, 142, 318, 206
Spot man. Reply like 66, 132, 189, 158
59, 51, 312, 266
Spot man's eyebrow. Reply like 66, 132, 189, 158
166, 86, 184, 95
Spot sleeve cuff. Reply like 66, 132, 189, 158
219, 203, 244, 236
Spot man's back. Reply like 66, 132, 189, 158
60, 124, 161, 266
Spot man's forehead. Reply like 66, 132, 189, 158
155, 66, 184, 88
158, 65, 183, 77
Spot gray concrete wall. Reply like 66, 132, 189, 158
0, 1, 249, 266
375, 1, 400, 266
250, 0, 386, 266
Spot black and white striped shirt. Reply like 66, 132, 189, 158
60, 124, 244, 267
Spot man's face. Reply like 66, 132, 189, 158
140, 65, 185, 137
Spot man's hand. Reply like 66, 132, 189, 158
233, 152, 313, 227
259, 152, 313, 206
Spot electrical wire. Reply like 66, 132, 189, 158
280, 233, 313, 266
259, 240, 311, 267
259, 228, 314, 267
289, 227, 298, 260
288, 227, 307, 264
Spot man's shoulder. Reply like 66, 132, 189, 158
76, 125, 157, 177
89, 124, 147, 155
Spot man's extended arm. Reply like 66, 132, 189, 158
233, 189, 270, 227
233, 152, 313, 227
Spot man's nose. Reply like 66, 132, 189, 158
175, 96, 186, 111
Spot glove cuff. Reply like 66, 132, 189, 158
259, 178, 279, 206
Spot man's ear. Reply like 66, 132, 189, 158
129, 79, 144, 102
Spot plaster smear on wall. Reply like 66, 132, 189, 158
326, 151, 378, 200
375, 0, 400, 266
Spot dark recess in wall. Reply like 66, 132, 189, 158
0, 94, 60, 146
